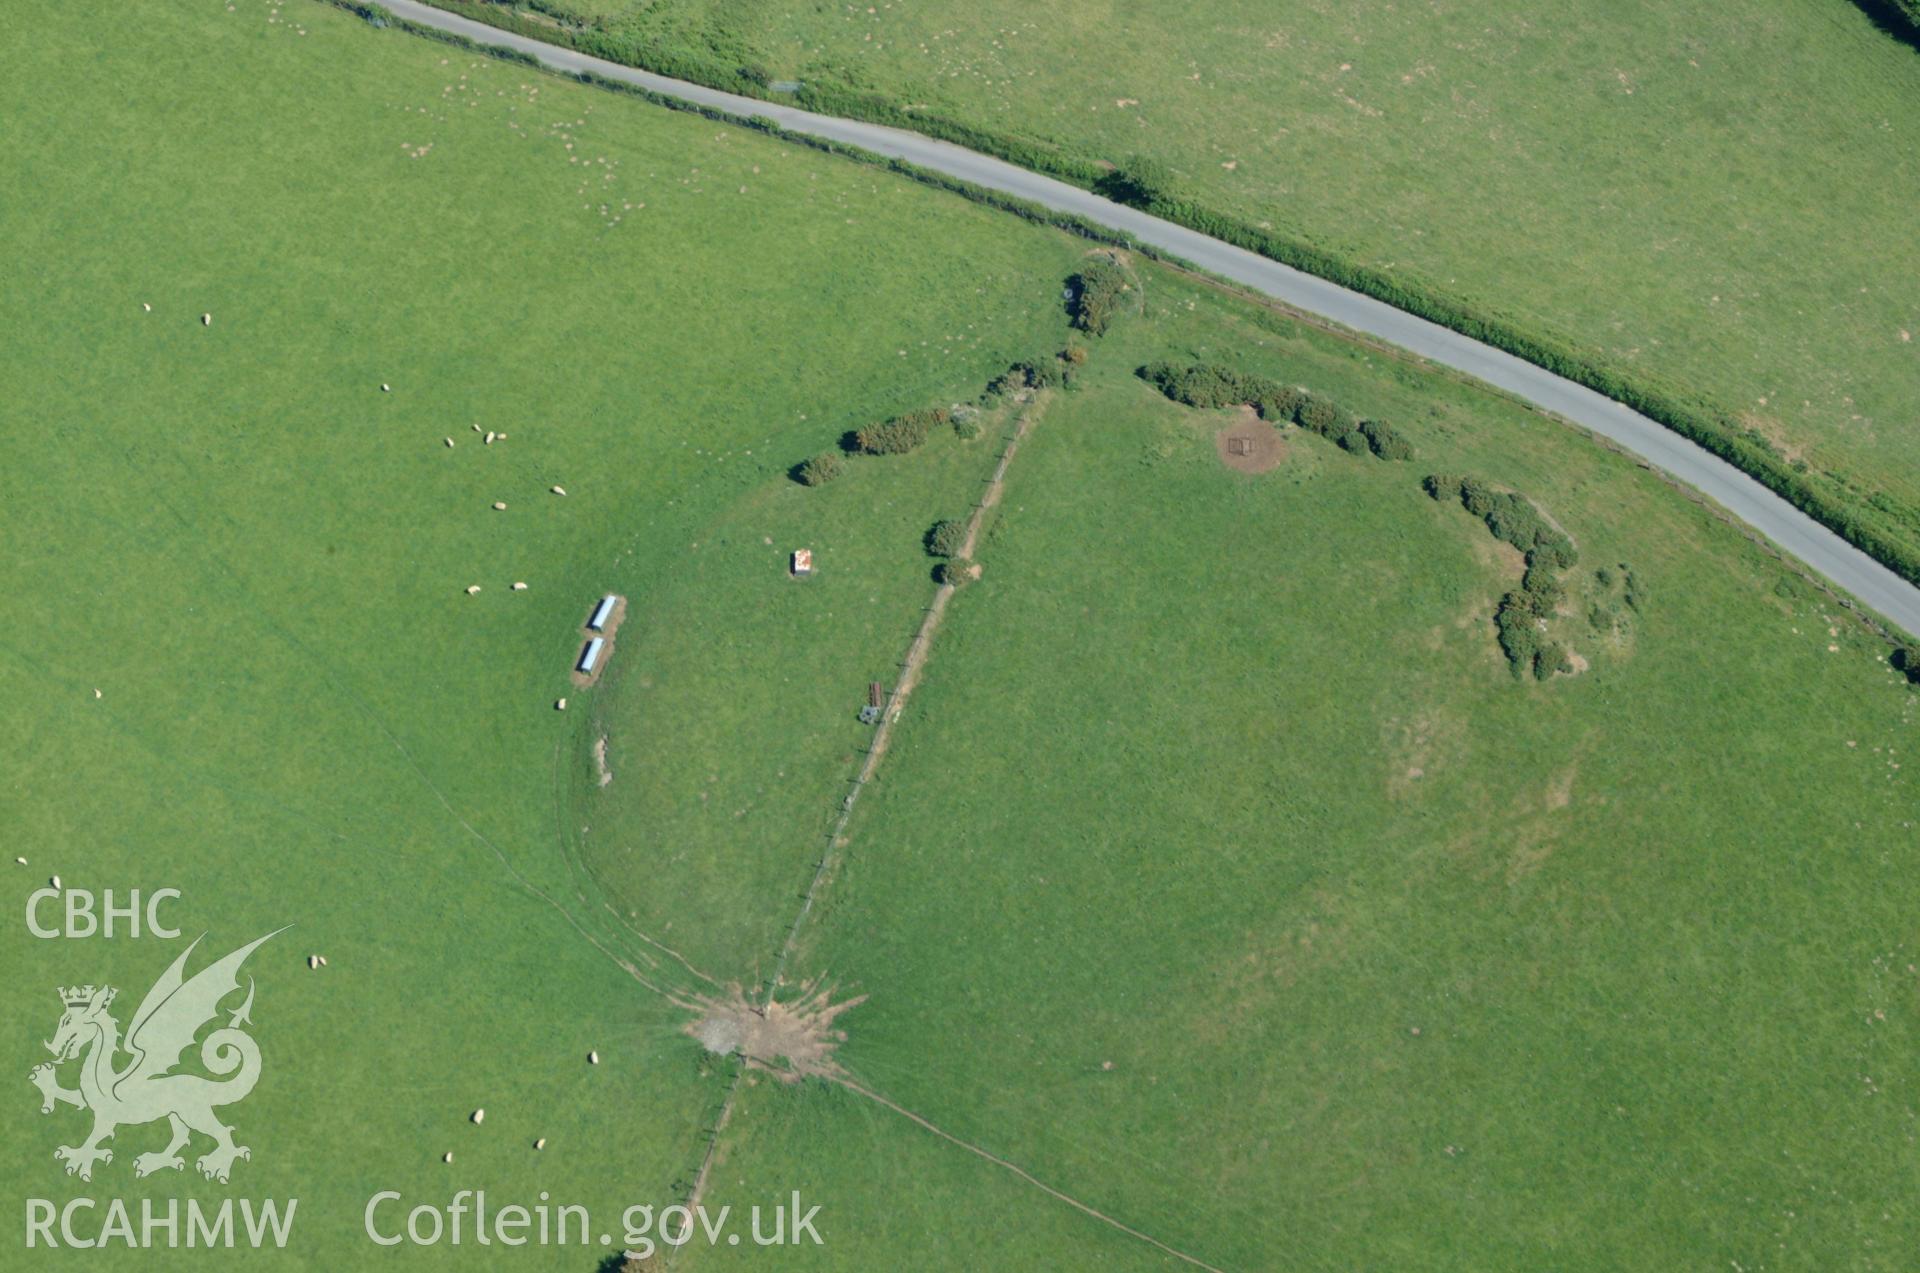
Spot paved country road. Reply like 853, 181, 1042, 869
380, 0, 1920, 640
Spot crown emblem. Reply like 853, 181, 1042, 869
60, 985, 107, 1007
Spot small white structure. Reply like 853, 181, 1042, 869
577, 638, 605, 674
791, 549, 813, 578
587, 595, 617, 631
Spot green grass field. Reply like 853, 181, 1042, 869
1, 0, 1078, 1264
730, 277, 1920, 1268
8, 1, 1920, 1269
439, 0, 1920, 573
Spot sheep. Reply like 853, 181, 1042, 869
534, 1138, 547, 1150
485, 431, 497, 445
471, 423, 482, 433
442, 1152, 453, 1164
470, 1109, 485, 1125
318, 956, 328, 967
512, 582, 528, 591
308, 956, 319, 970
142, 303, 151, 313
466, 585, 482, 595
555, 698, 567, 711
381, 384, 391, 393
13, 857, 25, 866
51, 876, 61, 889
444, 437, 455, 448
93, 689, 101, 699
492, 501, 507, 511
588, 1050, 599, 1065
550, 485, 567, 496
201, 313, 212, 326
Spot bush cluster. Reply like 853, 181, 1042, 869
924, 519, 967, 558
1430, 476, 1580, 567
854, 407, 949, 456
794, 452, 843, 487
1894, 647, 1920, 685
1428, 474, 1585, 679
1066, 258, 1131, 337
1138, 362, 1412, 460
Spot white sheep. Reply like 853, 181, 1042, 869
534, 1138, 547, 1150
512, 582, 528, 591
381, 384, 391, 393
308, 956, 319, 970
470, 1109, 485, 1125
142, 303, 151, 313
442, 1152, 453, 1164
51, 876, 62, 889
588, 1050, 599, 1065
555, 698, 567, 711
551, 485, 567, 496
466, 585, 482, 595
492, 501, 507, 511
444, 437, 455, 448
201, 313, 212, 326
485, 431, 497, 445
13, 857, 25, 866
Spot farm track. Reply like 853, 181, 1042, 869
371, 0, 1920, 640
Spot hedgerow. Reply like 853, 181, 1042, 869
1138, 362, 1413, 461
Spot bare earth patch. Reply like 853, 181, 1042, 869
1214, 407, 1287, 473
684, 978, 866, 1081
592, 735, 612, 787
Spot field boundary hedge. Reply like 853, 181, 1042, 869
346, 0, 1920, 590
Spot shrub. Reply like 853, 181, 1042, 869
1893, 647, 1919, 684
854, 407, 949, 455
1521, 561, 1565, 611
1061, 342, 1089, 366
1359, 419, 1414, 461
1528, 536, 1578, 571
951, 405, 983, 440
924, 519, 967, 558
1297, 396, 1339, 434
1066, 258, 1131, 336
1424, 473, 1468, 503
936, 557, 977, 587
1137, 361, 1279, 411
1252, 385, 1307, 423
1535, 641, 1573, 680
1336, 428, 1370, 455
1020, 359, 1065, 390
794, 452, 843, 487
1494, 591, 1544, 678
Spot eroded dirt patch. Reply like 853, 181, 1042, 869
685, 978, 866, 1082
1215, 407, 1287, 473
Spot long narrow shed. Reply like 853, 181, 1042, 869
577, 638, 606, 674
587, 595, 618, 631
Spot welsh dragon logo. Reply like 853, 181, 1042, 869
29, 929, 284, 1183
